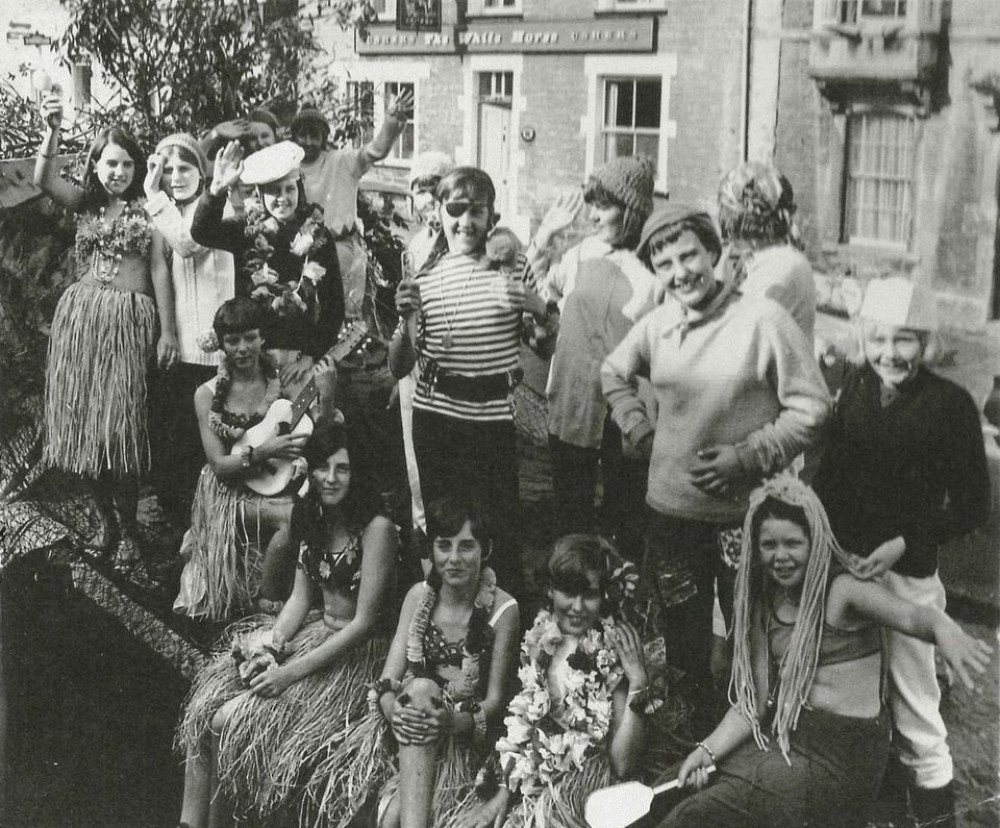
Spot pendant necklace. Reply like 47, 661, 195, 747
439, 265, 475, 350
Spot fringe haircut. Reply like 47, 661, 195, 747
729, 476, 857, 759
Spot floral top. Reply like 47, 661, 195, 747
76, 201, 153, 280
297, 529, 364, 595
190, 190, 345, 358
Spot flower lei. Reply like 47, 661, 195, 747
496, 609, 623, 797
405, 567, 498, 700
76, 201, 152, 282
242, 197, 329, 320
208, 356, 281, 442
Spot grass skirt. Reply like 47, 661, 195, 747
43, 282, 157, 477
176, 612, 388, 821
173, 466, 268, 620
315, 692, 486, 828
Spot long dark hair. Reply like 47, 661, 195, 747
79, 126, 146, 213
290, 417, 378, 553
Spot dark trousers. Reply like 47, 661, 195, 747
147, 363, 215, 525
643, 510, 738, 723
548, 416, 648, 560
412, 408, 522, 597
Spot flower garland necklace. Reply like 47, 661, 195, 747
405, 566, 498, 700
242, 197, 329, 320
208, 355, 281, 442
77, 200, 152, 283
496, 609, 622, 797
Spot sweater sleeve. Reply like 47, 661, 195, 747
736, 304, 831, 476
190, 190, 247, 254
145, 192, 207, 259
924, 386, 991, 545
601, 316, 656, 445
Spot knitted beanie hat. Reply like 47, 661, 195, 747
587, 157, 655, 217
292, 107, 330, 137
638, 204, 722, 264
247, 108, 280, 134
410, 151, 456, 188
155, 132, 209, 179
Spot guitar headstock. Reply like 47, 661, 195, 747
331, 320, 370, 362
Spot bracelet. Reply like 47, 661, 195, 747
367, 677, 403, 713
241, 445, 254, 469
696, 741, 716, 764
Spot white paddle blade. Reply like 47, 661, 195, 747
584, 781, 654, 828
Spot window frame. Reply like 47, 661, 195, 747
371, 0, 397, 21
841, 108, 918, 250
596, 0, 670, 13
382, 80, 416, 163
468, 0, 523, 17
600, 76, 662, 172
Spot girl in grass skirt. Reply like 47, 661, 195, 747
317, 494, 520, 828
449, 535, 654, 828
176, 415, 398, 828
34, 92, 176, 572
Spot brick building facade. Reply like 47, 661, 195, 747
309, 0, 1000, 333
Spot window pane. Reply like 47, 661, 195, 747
634, 80, 661, 128
605, 81, 635, 128
635, 133, 659, 163
861, 0, 905, 16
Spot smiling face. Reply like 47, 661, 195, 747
221, 328, 263, 370
649, 229, 718, 310
310, 447, 351, 508
589, 200, 624, 246
249, 121, 277, 153
94, 142, 136, 197
160, 149, 201, 203
758, 517, 811, 597
863, 322, 924, 389
293, 125, 325, 164
549, 569, 603, 636
432, 519, 485, 590
440, 196, 491, 256
260, 173, 300, 222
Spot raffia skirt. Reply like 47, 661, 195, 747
176, 612, 388, 822
43, 282, 157, 477
314, 685, 488, 828
173, 466, 289, 620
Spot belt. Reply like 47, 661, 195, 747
422, 362, 524, 402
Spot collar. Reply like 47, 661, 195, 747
660, 279, 736, 339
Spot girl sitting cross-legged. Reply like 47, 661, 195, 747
176, 416, 398, 828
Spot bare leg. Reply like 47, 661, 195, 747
205, 697, 242, 828
256, 500, 295, 602
113, 472, 141, 561
178, 738, 212, 828
397, 678, 444, 828
90, 472, 120, 552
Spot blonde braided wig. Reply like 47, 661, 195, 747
729, 476, 857, 759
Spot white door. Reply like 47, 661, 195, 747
478, 102, 512, 221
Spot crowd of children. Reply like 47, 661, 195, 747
30, 86, 994, 828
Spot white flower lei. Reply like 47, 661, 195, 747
496, 609, 623, 797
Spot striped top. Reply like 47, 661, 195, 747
413, 252, 533, 422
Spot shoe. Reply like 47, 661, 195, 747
910, 781, 955, 828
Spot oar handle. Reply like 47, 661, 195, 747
651, 764, 716, 796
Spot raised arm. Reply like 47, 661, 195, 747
359, 89, 414, 170
144, 153, 205, 258
388, 278, 421, 379
33, 93, 82, 209
190, 141, 248, 253
250, 517, 399, 697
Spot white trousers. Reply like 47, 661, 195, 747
883, 569, 953, 789
398, 371, 425, 534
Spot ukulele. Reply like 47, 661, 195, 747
233, 320, 369, 496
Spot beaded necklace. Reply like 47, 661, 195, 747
76, 200, 152, 283
208, 356, 281, 442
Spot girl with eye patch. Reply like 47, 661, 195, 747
389, 167, 550, 597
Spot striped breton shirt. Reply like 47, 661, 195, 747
414, 251, 533, 422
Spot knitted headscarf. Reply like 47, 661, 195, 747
292, 107, 331, 140
248, 108, 280, 135
730, 477, 858, 760
155, 132, 209, 180
584, 157, 656, 250
717, 161, 801, 249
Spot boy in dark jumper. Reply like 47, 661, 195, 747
814, 275, 991, 828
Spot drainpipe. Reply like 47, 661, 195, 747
740, 0, 753, 161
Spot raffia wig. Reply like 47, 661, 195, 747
729, 477, 857, 759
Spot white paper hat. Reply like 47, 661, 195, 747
240, 141, 305, 186
859, 275, 937, 331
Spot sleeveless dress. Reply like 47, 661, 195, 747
177, 524, 393, 822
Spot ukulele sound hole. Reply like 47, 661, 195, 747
277, 422, 292, 436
